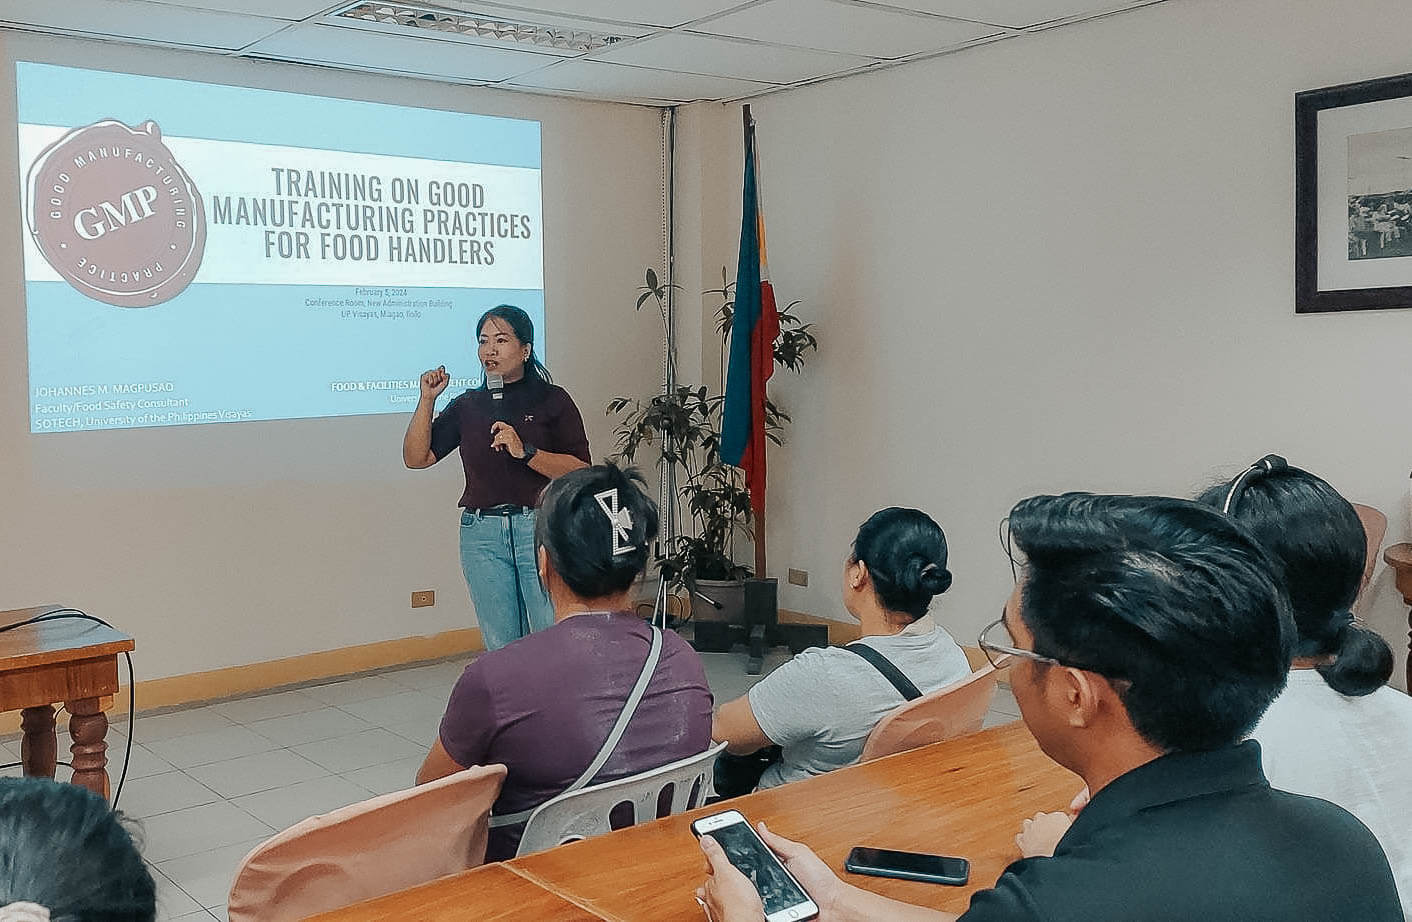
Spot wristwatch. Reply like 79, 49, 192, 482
520, 441, 538, 463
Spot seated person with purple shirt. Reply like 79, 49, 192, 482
416, 462, 714, 859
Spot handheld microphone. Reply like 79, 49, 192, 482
486, 372, 508, 433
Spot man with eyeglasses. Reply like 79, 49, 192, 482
698, 493, 1400, 921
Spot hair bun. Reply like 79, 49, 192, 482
918, 562, 953, 595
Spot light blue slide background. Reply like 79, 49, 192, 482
17, 62, 543, 433
27, 283, 545, 431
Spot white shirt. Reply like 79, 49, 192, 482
1251, 668, 1412, 919
747, 615, 972, 789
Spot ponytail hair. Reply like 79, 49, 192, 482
851, 507, 953, 620
535, 462, 657, 600
1198, 461, 1394, 696
1315, 616, 1396, 696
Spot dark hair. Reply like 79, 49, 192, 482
0, 777, 155, 921
1198, 463, 1394, 696
535, 462, 659, 600
851, 507, 952, 620
1008, 493, 1294, 753
476, 304, 552, 385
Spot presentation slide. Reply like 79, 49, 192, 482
16, 62, 543, 434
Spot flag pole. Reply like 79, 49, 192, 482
742, 105, 768, 580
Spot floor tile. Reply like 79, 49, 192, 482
991, 685, 1020, 717
119, 771, 220, 819
128, 708, 237, 743
157, 837, 269, 909
245, 707, 372, 747
291, 728, 426, 773
302, 674, 411, 705
386, 659, 472, 691
187, 749, 330, 799
147, 726, 280, 769
387, 721, 439, 746
209, 907, 229, 921
340, 755, 423, 796
233, 774, 372, 832
141, 801, 271, 863
982, 709, 1021, 730
212, 690, 323, 725
116, 742, 178, 781
151, 864, 204, 920
170, 913, 218, 922
337, 690, 448, 729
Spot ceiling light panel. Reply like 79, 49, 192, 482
147, 0, 336, 19
464, 0, 746, 28
508, 58, 772, 102
697, 0, 998, 59
334, 3, 629, 53
595, 31, 867, 84
861, 0, 1125, 28
0, 0, 287, 51
249, 22, 557, 81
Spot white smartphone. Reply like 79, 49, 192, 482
691, 810, 820, 922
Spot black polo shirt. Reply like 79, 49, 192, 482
429, 377, 590, 510
960, 741, 1399, 922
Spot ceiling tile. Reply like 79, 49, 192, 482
507, 58, 771, 102
247, 23, 561, 81
595, 31, 867, 83
0, 0, 288, 50
861, 0, 1117, 28
403, 0, 653, 37
462, 0, 746, 28
696, 0, 998, 59
150, 0, 336, 20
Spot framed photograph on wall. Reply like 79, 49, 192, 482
1296, 72, 1412, 313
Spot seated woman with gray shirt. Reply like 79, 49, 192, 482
712, 507, 971, 791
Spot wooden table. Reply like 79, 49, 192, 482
1383, 544, 1412, 685
305, 864, 602, 922
314, 722, 1075, 921
0, 606, 134, 798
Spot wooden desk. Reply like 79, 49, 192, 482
304, 864, 604, 921
0, 606, 134, 799
1383, 543, 1412, 684
317, 722, 1074, 921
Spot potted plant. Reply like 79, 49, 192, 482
607, 268, 818, 626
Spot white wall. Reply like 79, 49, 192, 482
0, 34, 668, 679
679, 0, 1412, 688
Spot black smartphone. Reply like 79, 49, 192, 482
844, 847, 970, 886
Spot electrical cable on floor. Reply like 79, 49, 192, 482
0, 608, 137, 809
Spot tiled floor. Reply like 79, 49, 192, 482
0, 646, 1021, 921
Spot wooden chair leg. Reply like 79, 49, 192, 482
20, 705, 57, 779
67, 697, 110, 800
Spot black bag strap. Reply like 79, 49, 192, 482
839, 642, 923, 701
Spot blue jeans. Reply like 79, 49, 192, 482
459, 509, 555, 651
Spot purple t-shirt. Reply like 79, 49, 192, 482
438, 612, 713, 860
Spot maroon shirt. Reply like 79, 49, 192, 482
438, 612, 713, 860
429, 377, 591, 509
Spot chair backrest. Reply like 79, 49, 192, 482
860, 666, 999, 762
227, 764, 507, 922
1353, 503, 1388, 595
515, 741, 727, 857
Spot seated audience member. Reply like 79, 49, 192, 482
0, 777, 156, 921
698, 493, 1402, 922
416, 463, 713, 860
711, 507, 971, 793
1199, 456, 1412, 917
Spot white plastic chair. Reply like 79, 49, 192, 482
514, 741, 727, 856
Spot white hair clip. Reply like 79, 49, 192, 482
594, 488, 636, 556
0, 903, 51, 922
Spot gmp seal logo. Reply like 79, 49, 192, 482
26, 119, 205, 307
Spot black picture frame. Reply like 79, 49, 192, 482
1296, 71, 1412, 313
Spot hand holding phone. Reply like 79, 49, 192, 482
693, 811, 820, 922
844, 846, 970, 886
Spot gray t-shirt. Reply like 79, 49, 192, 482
747, 615, 971, 789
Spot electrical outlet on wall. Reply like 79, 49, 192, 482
411, 590, 435, 608
788, 568, 809, 587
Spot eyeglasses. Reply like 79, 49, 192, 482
977, 612, 1130, 684
976, 614, 1064, 671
